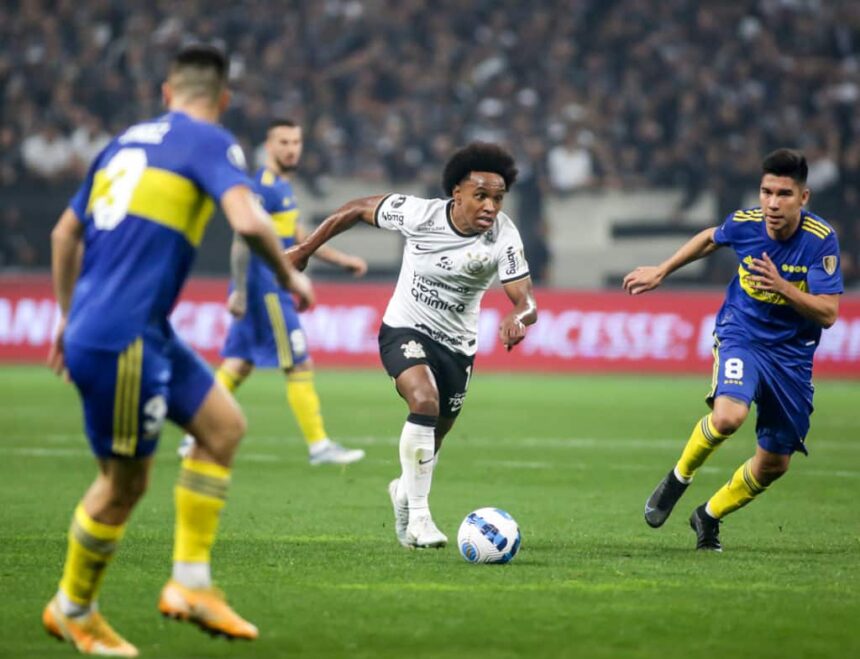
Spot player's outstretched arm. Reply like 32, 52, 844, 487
49, 208, 84, 375
294, 224, 368, 277
221, 185, 314, 310
748, 252, 840, 327
288, 195, 385, 272
623, 227, 721, 295
500, 276, 537, 351
227, 233, 251, 317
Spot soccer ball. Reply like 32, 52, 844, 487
457, 507, 521, 564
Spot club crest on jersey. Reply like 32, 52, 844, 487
822, 255, 837, 275
464, 251, 490, 275
401, 340, 426, 359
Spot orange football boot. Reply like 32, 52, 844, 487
43, 596, 139, 657
158, 579, 258, 639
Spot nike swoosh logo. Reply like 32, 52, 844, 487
413, 244, 433, 252
644, 504, 656, 514
418, 458, 435, 465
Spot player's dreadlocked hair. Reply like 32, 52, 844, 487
442, 142, 518, 196
168, 44, 229, 102
762, 148, 808, 185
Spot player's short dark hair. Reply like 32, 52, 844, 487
441, 142, 518, 196
762, 148, 808, 185
268, 118, 299, 131
168, 44, 228, 100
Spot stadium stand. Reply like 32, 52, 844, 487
1, 0, 857, 286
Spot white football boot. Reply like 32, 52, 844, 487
405, 513, 448, 549
309, 440, 365, 466
388, 478, 410, 547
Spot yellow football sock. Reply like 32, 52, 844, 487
286, 371, 328, 446
675, 414, 730, 481
174, 459, 231, 564
215, 367, 241, 393
707, 459, 768, 519
59, 504, 126, 606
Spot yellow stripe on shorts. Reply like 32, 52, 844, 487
264, 293, 293, 369
707, 336, 720, 401
112, 338, 143, 456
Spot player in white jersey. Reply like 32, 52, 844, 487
289, 142, 537, 548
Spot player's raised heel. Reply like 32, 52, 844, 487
405, 514, 448, 549
689, 504, 722, 552
644, 469, 690, 528
43, 596, 139, 656
158, 579, 258, 639
388, 478, 410, 547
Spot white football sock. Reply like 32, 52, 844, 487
398, 420, 436, 520
172, 562, 211, 589
57, 589, 91, 617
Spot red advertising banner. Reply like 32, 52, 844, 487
2, 274, 859, 377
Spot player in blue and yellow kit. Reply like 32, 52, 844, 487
179, 119, 367, 465
623, 149, 843, 552
44, 46, 313, 656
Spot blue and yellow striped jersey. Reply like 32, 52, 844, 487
244, 168, 300, 297
713, 207, 843, 354
65, 111, 251, 350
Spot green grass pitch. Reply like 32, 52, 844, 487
1, 364, 858, 658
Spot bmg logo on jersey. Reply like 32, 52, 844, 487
504, 245, 521, 276
381, 211, 404, 225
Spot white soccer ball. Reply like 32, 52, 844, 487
457, 507, 521, 564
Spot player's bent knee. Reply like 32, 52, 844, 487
103, 470, 150, 511
710, 409, 746, 436
757, 458, 790, 482
215, 409, 247, 447
408, 389, 440, 417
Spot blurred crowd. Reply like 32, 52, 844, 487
1, 0, 858, 284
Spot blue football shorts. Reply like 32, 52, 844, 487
221, 290, 309, 369
706, 336, 814, 455
64, 326, 214, 459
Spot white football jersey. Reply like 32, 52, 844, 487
375, 193, 530, 356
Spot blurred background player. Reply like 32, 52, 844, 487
179, 119, 368, 465
44, 45, 313, 656
289, 142, 537, 548
623, 149, 843, 552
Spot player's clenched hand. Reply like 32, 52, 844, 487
622, 266, 663, 295
227, 290, 247, 318
748, 252, 787, 295
499, 314, 527, 352
288, 270, 315, 311
343, 255, 368, 278
285, 245, 309, 272
48, 316, 67, 378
